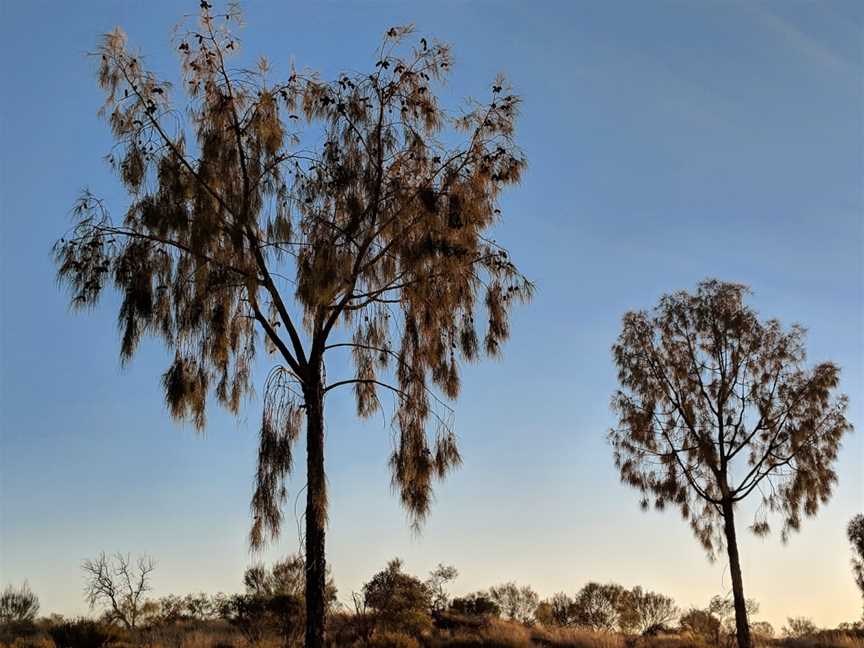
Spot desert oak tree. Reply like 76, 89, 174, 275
54, 4, 530, 646
609, 280, 851, 648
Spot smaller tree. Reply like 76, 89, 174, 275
751, 621, 775, 640
149, 594, 186, 625
549, 592, 577, 627
82, 552, 154, 630
534, 601, 554, 626
680, 607, 721, 642
183, 592, 215, 620
619, 587, 678, 634
240, 555, 336, 647
848, 514, 864, 614
571, 582, 624, 632
0, 582, 40, 625
536, 592, 576, 627
488, 582, 538, 624
245, 554, 337, 606
610, 280, 851, 648
425, 564, 458, 614
709, 595, 758, 640
783, 617, 817, 638
221, 593, 271, 646
449, 592, 500, 617
363, 559, 432, 638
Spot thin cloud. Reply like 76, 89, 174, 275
748, 3, 860, 78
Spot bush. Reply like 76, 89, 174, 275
784, 617, 819, 639
641, 624, 674, 637
0, 584, 39, 625
47, 618, 121, 648
363, 559, 433, 638
488, 584, 538, 625
450, 594, 501, 618
678, 608, 720, 643
4, 637, 55, 648
0, 622, 39, 646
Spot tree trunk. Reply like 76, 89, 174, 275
304, 374, 327, 648
722, 499, 751, 648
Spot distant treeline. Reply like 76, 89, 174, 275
2, 554, 862, 648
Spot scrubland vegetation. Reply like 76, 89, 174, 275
18, 2, 860, 648
2, 558, 862, 648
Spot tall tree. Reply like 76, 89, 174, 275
849, 514, 864, 615
609, 280, 851, 648
54, 5, 530, 647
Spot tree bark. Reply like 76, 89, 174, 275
722, 499, 751, 648
304, 372, 327, 648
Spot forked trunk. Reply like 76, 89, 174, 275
722, 499, 751, 648
304, 375, 327, 648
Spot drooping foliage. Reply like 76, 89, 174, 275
610, 279, 851, 554
54, 4, 531, 549
849, 514, 864, 612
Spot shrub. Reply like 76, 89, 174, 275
363, 559, 432, 637
570, 583, 625, 632
47, 618, 120, 648
0, 622, 40, 647
679, 608, 720, 643
450, 594, 501, 618
784, 617, 818, 639
0, 584, 39, 625
5, 637, 55, 648
487, 583, 538, 624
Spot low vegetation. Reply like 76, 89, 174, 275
2, 558, 862, 648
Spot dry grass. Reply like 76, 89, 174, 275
2, 619, 863, 648
530, 624, 626, 648
771, 633, 864, 648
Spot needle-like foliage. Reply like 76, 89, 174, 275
849, 514, 864, 615
54, 5, 531, 646
609, 279, 851, 648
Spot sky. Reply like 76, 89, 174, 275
1, 0, 862, 631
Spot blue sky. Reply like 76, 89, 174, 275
1, 0, 862, 630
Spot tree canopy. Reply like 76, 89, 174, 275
610, 279, 851, 551
609, 279, 851, 648
55, 6, 530, 645
55, 5, 530, 538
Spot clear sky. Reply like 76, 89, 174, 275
1, 0, 862, 631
